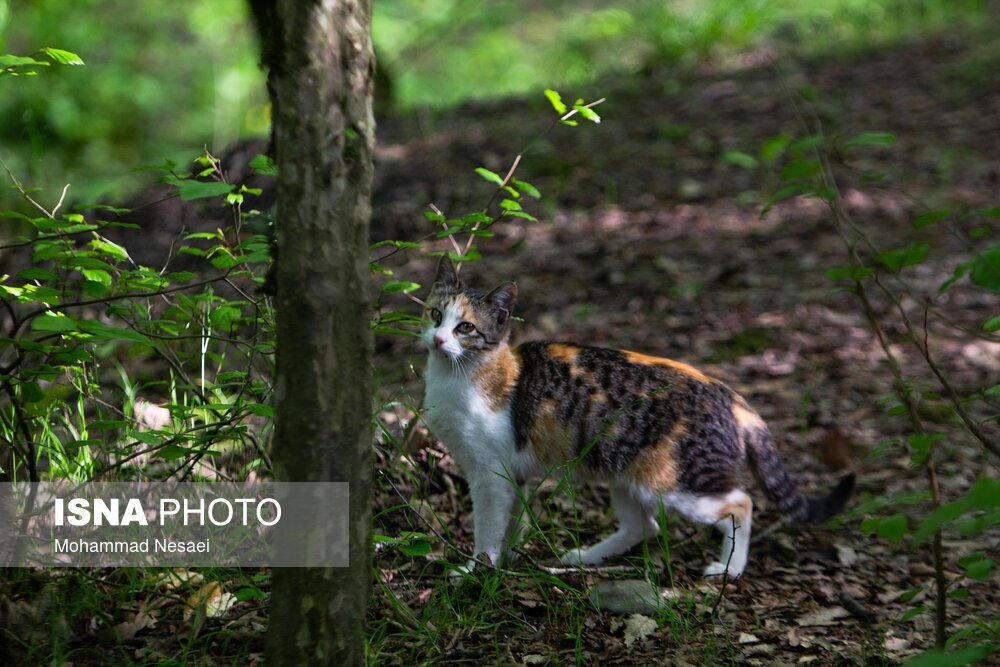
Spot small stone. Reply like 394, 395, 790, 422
588, 580, 669, 615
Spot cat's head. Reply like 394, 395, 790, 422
421, 257, 517, 362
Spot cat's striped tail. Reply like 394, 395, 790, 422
742, 422, 855, 523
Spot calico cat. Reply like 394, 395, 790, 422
421, 257, 855, 577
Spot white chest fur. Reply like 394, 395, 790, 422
423, 354, 520, 476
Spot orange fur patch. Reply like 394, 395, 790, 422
528, 399, 576, 467
548, 343, 580, 364
716, 495, 752, 523
622, 350, 714, 384
731, 400, 765, 432
625, 420, 686, 491
473, 347, 521, 411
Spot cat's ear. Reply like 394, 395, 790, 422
485, 282, 517, 323
433, 255, 459, 287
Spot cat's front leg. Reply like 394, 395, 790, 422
459, 468, 517, 573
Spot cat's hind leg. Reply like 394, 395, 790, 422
560, 484, 659, 565
665, 489, 753, 577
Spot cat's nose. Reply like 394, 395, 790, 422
433, 335, 445, 348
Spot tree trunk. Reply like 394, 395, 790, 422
249, 1, 375, 665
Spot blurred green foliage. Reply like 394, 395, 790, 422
0, 0, 265, 208
375, 0, 991, 109
0, 0, 991, 211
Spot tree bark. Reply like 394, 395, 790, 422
249, 1, 374, 665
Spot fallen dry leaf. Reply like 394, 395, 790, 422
623, 614, 657, 649
112, 610, 156, 641
796, 606, 850, 627
183, 581, 236, 622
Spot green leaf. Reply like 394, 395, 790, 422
964, 556, 993, 581
876, 241, 930, 273
209, 305, 242, 330
505, 210, 538, 222
0, 55, 47, 69
81, 269, 112, 286
982, 315, 1000, 332
89, 237, 130, 261
544, 89, 567, 115
574, 104, 601, 124
461, 212, 492, 225
31, 315, 78, 333
164, 176, 233, 201
39, 47, 85, 65
399, 538, 432, 556
845, 132, 896, 148
511, 179, 541, 198
18, 268, 58, 282
761, 184, 809, 215
913, 496, 973, 546
789, 135, 823, 155
779, 159, 820, 180
77, 321, 154, 346
970, 246, 1000, 292
499, 199, 522, 211
235, 586, 267, 602
382, 281, 421, 294
907, 433, 944, 465
969, 477, 1000, 509
877, 512, 908, 542
903, 646, 996, 667
939, 261, 973, 293
825, 265, 875, 282
474, 167, 504, 186
722, 151, 758, 170
21, 382, 44, 403
247, 403, 274, 418
157, 445, 190, 461
913, 209, 950, 229
899, 605, 929, 622
369, 239, 420, 251
760, 135, 791, 163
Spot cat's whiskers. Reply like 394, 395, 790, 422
452, 354, 474, 381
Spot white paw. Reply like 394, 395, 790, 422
560, 548, 608, 566
702, 561, 744, 578
702, 561, 728, 577
449, 559, 477, 577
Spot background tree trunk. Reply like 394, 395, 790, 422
249, 1, 375, 664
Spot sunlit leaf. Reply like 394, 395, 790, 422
474, 167, 504, 186
39, 47, 85, 65
544, 89, 567, 114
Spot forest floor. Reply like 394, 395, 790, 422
3, 24, 999, 667
365, 26, 1000, 667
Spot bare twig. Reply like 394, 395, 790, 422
704, 514, 737, 623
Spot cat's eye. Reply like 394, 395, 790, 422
429, 308, 442, 325
454, 321, 475, 335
